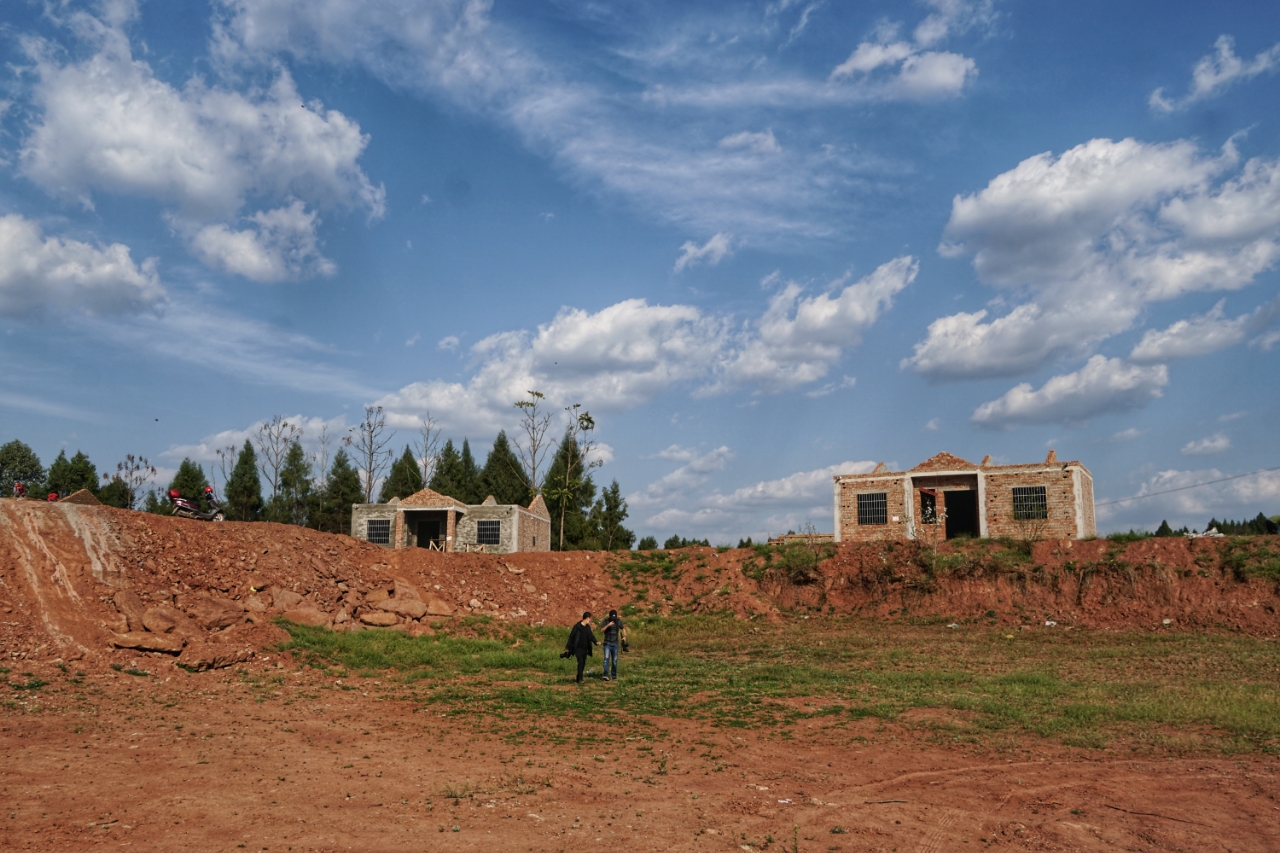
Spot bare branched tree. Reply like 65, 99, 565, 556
512, 390, 552, 499
414, 412, 443, 488
344, 405, 395, 503
213, 444, 238, 501
918, 495, 948, 574
104, 454, 156, 510
256, 416, 303, 502
307, 423, 332, 525
314, 423, 332, 490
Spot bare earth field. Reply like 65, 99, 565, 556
5, 660, 1278, 852
2, 500, 1279, 851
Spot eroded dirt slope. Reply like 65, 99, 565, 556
1, 500, 1278, 673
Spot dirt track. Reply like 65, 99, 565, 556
2, 500, 1280, 850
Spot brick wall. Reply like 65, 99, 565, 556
455, 505, 516, 554
1079, 471, 1096, 537
518, 509, 551, 552
909, 474, 978, 532
350, 504, 398, 544
836, 476, 909, 542
983, 468, 1080, 539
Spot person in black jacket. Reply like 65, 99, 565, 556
565, 611, 598, 684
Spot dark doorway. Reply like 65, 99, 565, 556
944, 490, 979, 539
416, 517, 444, 549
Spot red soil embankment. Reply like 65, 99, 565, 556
1, 500, 1277, 672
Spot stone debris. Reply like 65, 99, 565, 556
109, 631, 185, 653
281, 607, 329, 627
178, 641, 254, 671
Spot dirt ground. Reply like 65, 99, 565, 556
4, 658, 1278, 852
2, 500, 1279, 850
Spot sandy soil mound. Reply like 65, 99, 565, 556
1, 500, 1277, 672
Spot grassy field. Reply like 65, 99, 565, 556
279, 616, 1280, 755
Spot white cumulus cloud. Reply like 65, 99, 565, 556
719, 256, 916, 392
1181, 433, 1231, 456
1098, 466, 1280, 533
187, 202, 336, 282
674, 233, 734, 273
907, 138, 1280, 381
19, 6, 381, 279
971, 356, 1168, 428
629, 445, 734, 508
1150, 35, 1280, 113
373, 257, 910, 434
639, 459, 876, 543
0, 214, 164, 319
828, 0, 985, 98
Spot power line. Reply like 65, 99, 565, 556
1097, 465, 1280, 507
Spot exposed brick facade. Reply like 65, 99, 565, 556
350, 488, 551, 554
834, 451, 1095, 543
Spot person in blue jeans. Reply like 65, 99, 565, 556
598, 609, 626, 681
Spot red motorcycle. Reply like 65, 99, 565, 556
167, 486, 225, 522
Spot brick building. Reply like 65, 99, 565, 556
833, 451, 1095, 543
350, 488, 552, 554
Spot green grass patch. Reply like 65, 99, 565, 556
278, 616, 1280, 754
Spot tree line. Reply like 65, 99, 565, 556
1155, 513, 1280, 537
0, 391, 638, 551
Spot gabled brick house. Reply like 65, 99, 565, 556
350, 489, 552, 553
833, 451, 1095, 543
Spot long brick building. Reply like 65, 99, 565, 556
350, 488, 552, 554
833, 451, 1095, 543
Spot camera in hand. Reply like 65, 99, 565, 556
559, 650, 572, 659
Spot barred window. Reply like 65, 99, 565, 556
366, 518, 391, 545
477, 519, 501, 545
856, 492, 888, 525
1012, 486, 1048, 521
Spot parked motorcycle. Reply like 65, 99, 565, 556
167, 485, 225, 522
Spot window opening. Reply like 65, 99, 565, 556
477, 519, 501, 545
366, 518, 391, 545
1012, 486, 1048, 520
919, 489, 938, 524
857, 492, 888, 525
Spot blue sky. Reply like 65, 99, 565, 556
2, 0, 1279, 540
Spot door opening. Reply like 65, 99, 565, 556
417, 517, 444, 549
944, 490, 979, 539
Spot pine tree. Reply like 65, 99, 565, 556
143, 489, 169, 515
429, 439, 466, 501
224, 440, 263, 521
543, 432, 597, 550
588, 480, 634, 551
46, 450, 100, 499
98, 478, 130, 509
276, 441, 313, 525
0, 440, 44, 494
169, 458, 212, 511
636, 535, 658, 551
1155, 519, 1174, 537
379, 445, 424, 502
322, 448, 363, 534
480, 431, 527, 505
459, 439, 482, 504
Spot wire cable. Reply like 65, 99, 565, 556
1097, 465, 1280, 507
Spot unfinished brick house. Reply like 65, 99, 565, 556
350, 488, 552, 554
833, 451, 1095, 543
